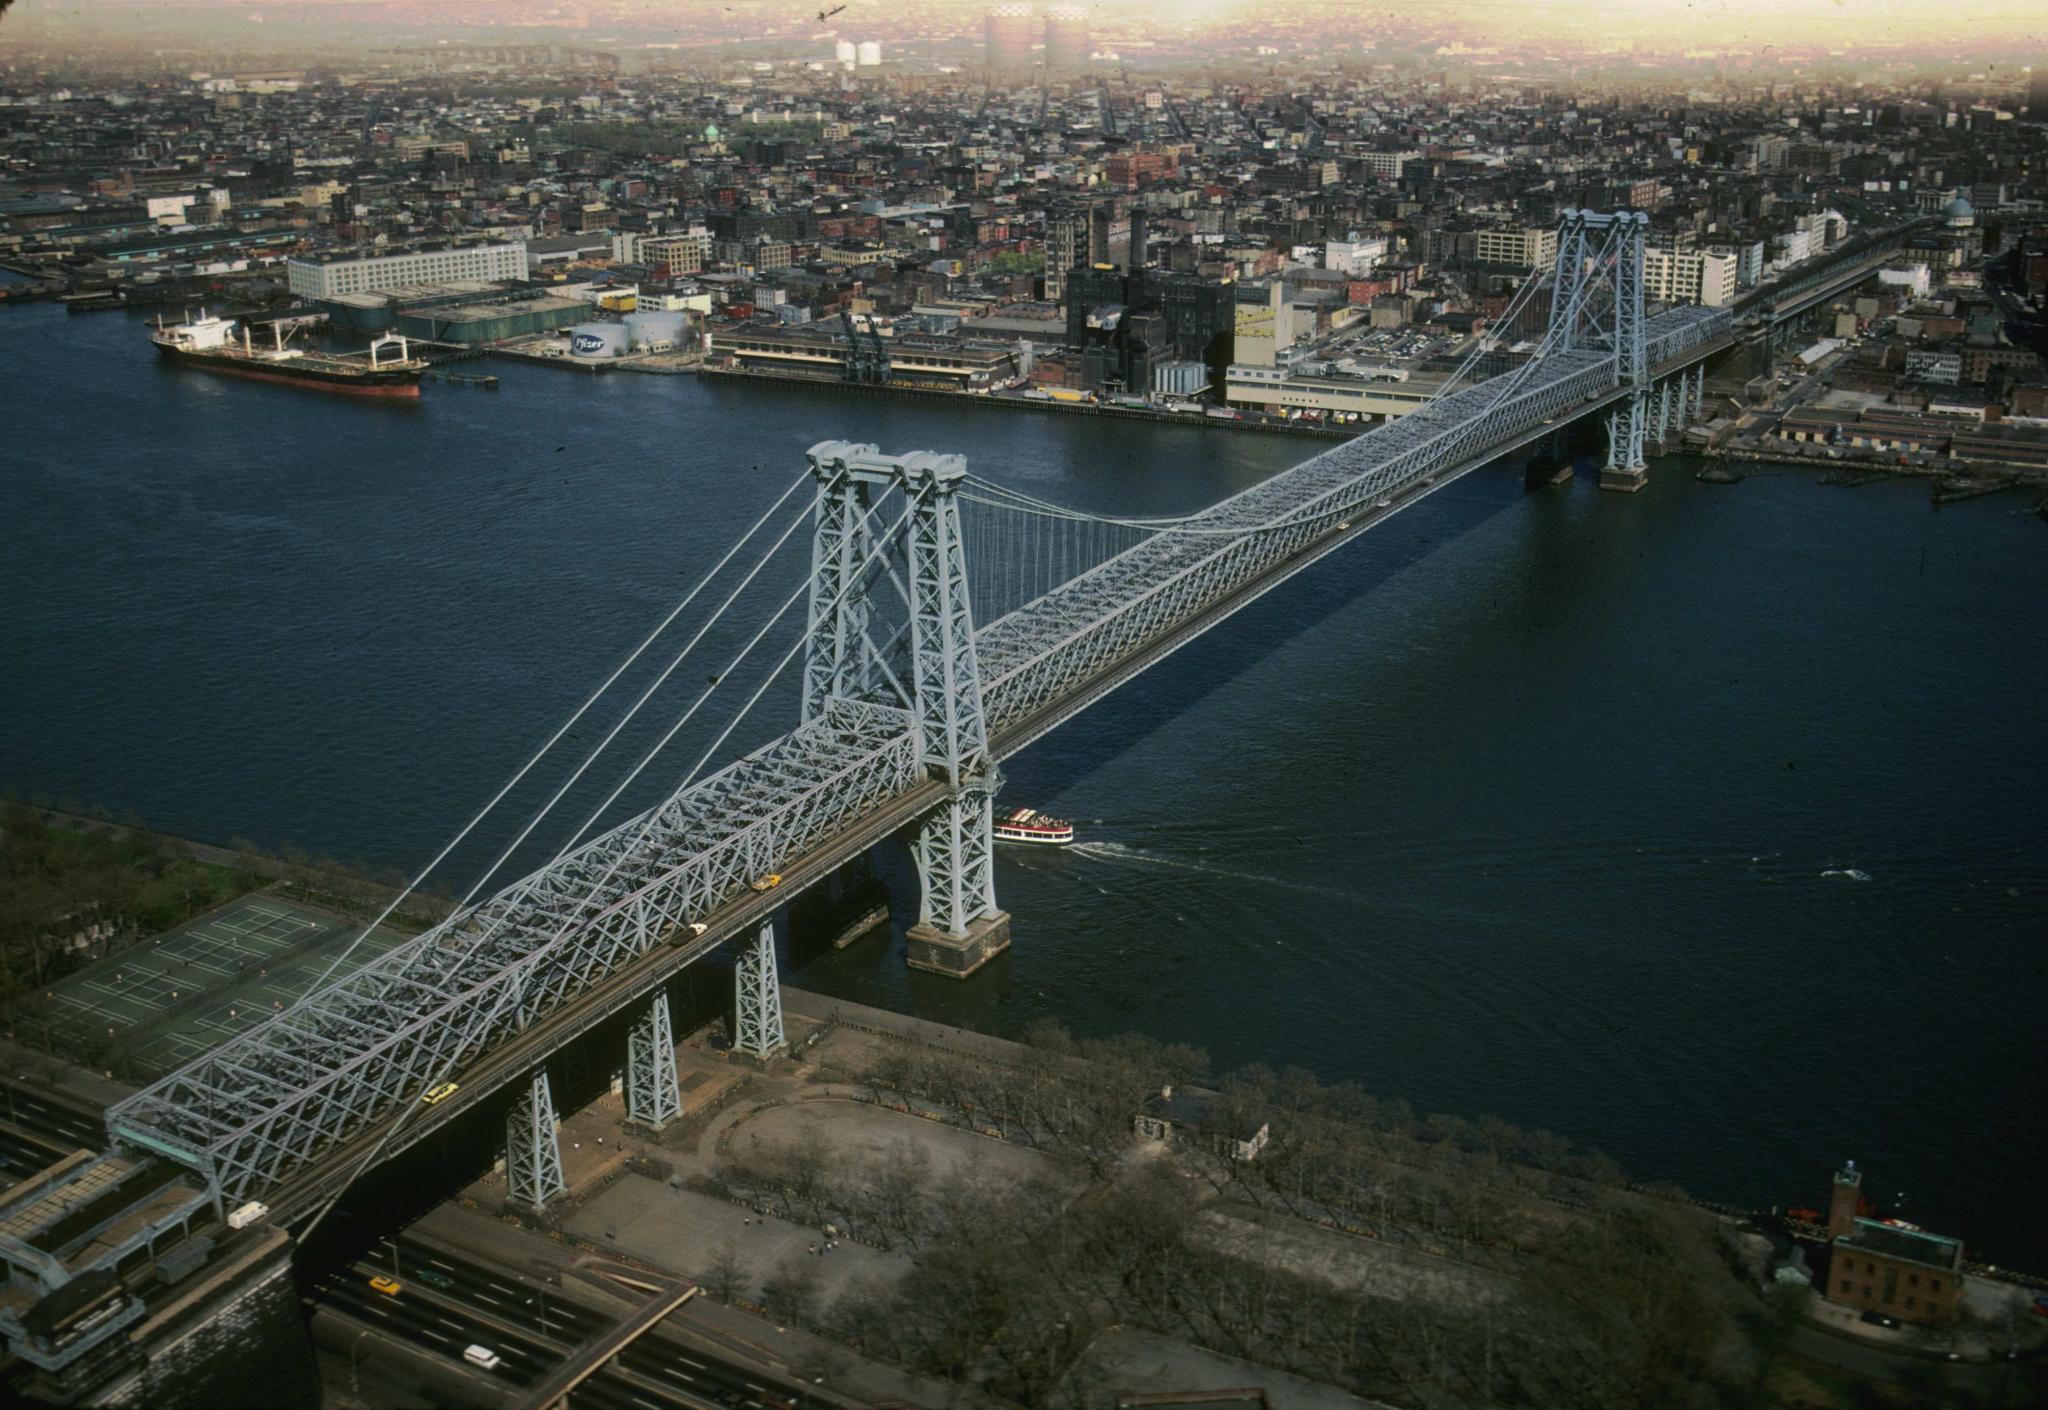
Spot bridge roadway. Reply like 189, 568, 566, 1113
109, 307, 1733, 1219
1732, 217, 1936, 328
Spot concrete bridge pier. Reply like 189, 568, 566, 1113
1522, 427, 1574, 488
790, 851, 891, 951
733, 920, 787, 1060
504, 1070, 566, 1214
624, 991, 682, 1131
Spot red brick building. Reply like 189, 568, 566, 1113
1822, 1162, 1966, 1326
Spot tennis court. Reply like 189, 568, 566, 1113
33, 894, 414, 1079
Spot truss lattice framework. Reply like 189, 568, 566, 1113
973, 300, 1729, 738
734, 921, 786, 1058
506, 1070, 565, 1212
802, 463, 883, 722
107, 697, 919, 1204
800, 443, 1002, 940
625, 992, 681, 1130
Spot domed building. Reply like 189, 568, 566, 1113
1908, 193, 1984, 269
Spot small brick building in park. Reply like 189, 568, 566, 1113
1822, 1160, 1966, 1326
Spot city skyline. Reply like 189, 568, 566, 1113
2, 0, 2045, 60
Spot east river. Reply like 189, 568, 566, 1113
5, 297, 2044, 1265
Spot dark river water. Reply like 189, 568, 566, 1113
5, 299, 2044, 1265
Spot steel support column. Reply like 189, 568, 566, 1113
624, 991, 681, 1130
802, 447, 882, 722
1600, 212, 1652, 493
898, 453, 1010, 977
505, 1070, 565, 1213
1601, 397, 1648, 492
734, 920, 786, 1060
1548, 209, 1592, 352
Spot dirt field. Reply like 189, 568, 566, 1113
727, 1096, 1065, 1189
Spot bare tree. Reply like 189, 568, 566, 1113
700, 1241, 746, 1303
871, 1137, 933, 1246
761, 1255, 823, 1325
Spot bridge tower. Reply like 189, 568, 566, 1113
505, 1069, 566, 1213
734, 919, 787, 1058
1548, 210, 1596, 354
804, 441, 1010, 978
624, 991, 682, 1130
1597, 212, 1652, 492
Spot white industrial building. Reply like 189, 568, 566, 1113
286, 241, 528, 299
1643, 246, 1738, 308
1475, 226, 1559, 270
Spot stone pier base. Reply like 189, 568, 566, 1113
1599, 464, 1649, 493
905, 912, 1011, 978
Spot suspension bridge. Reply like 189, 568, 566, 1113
0, 210, 1734, 1387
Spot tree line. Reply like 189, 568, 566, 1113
684, 1018, 1785, 1409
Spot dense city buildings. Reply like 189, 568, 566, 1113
2, 19, 2042, 452
4, 22, 2039, 458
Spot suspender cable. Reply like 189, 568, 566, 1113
300, 469, 816, 997
451, 488, 819, 910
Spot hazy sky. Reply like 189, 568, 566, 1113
1, 0, 2042, 54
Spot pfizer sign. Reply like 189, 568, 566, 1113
571, 333, 608, 355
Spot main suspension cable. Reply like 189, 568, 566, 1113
299, 467, 816, 997
452, 488, 819, 910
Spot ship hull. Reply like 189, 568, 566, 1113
155, 343, 422, 398
993, 829, 1073, 846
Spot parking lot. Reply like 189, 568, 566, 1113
32, 894, 414, 1078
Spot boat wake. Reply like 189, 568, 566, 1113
1067, 841, 1357, 901
1820, 868, 1873, 882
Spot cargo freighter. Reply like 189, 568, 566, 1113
152, 311, 425, 398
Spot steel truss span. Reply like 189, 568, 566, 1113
104, 212, 1731, 1212
109, 697, 920, 1203
975, 303, 1728, 736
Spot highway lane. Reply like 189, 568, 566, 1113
314, 1268, 557, 1388
0, 1123, 67, 1181
0, 1078, 105, 1151
331, 1233, 814, 1410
